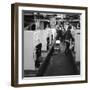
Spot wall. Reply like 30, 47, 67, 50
0, 0, 89, 90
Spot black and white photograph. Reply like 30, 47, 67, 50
23, 11, 81, 77
11, 3, 87, 87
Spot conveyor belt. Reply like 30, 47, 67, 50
37, 42, 79, 76
43, 43, 79, 76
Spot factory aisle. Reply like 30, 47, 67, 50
44, 42, 79, 76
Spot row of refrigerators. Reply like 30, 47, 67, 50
24, 28, 57, 70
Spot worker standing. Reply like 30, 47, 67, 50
65, 25, 73, 55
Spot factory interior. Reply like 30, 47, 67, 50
23, 11, 81, 77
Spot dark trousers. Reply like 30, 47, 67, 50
65, 41, 70, 55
